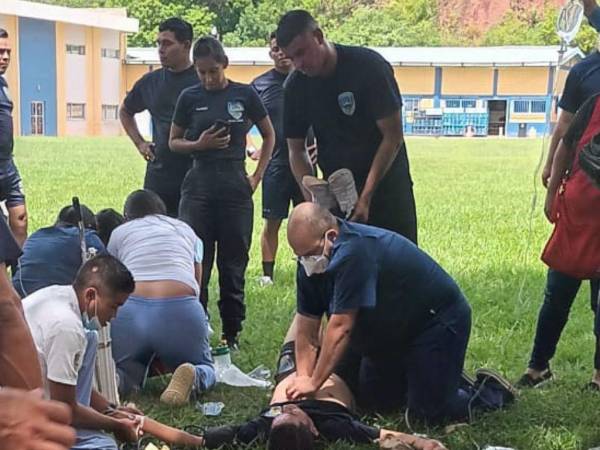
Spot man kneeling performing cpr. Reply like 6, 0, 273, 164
285, 203, 516, 424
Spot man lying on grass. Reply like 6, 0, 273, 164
119, 314, 448, 450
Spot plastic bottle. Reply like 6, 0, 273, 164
212, 346, 272, 388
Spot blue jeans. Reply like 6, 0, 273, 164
341, 297, 509, 424
529, 269, 600, 371
111, 295, 215, 396
72, 331, 118, 450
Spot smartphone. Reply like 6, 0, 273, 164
213, 119, 231, 134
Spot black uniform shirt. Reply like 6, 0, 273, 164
172, 80, 267, 162
203, 399, 379, 448
0, 218, 21, 266
123, 66, 198, 178
251, 68, 288, 165
284, 44, 402, 187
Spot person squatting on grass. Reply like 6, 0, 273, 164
169, 36, 275, 350
120, 18, 197, 217
22, 255, 140, 450
285, 203, 516, 424
519, 93, 600, 389
0, 27, 27, 246
107, 189, 215, 404
12, 204, 105, 298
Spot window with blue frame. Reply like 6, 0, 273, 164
445, 99, 461, 108
444, 99, 477, 109
403, 98, 420, 112
531, 100, 547, 113
512, 99, 547, 114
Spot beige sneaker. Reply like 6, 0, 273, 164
302, 175, 338, 210
160, 363, 195, 406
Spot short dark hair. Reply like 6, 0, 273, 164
193, 36, 227, 64
95, 208, 124, 246
267, 421, 315, 450
57, 204, 96, 229
276, 10, 318, 48
0, 28, 8, 39
124, 189, 166, 220
73, 254, 135, 296
158, 17, 193, 43
270, 31, 277, 41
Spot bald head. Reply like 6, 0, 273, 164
288, 203, 337, 256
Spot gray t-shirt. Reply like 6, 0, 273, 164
107, 215, 203, 296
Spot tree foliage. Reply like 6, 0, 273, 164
34, 0, 600, 53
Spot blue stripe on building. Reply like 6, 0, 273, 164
18, 17, 57, 136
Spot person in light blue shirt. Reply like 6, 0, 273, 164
12, 204, 104, 298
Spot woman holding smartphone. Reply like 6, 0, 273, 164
169, 36, 274, 350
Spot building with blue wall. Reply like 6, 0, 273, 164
128, 45, 583, 138
0, 0, 138, 137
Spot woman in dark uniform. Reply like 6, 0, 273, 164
169, 36, 275, 349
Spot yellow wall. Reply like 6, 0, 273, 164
497, 67, 549, 95
394, 67, 435, 95
125, 64, 151, 92
226, 65, 269, 83
442, 67, 493, 95
1, 15, 20, 135
85, 27, 102, 135
55, 22, 66, 136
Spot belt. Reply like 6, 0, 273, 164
192, 159, 245, 170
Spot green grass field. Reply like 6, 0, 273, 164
14, 136, 600, 450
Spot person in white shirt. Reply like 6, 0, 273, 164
23, 255, 138, 450
108, 189, 214, 406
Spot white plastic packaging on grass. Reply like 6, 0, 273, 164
212, 346, 272, 388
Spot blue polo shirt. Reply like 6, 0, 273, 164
296, 221, 464, 353
12, 226, 105, 298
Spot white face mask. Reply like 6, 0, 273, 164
299, 254, 329, 277
298, 231, 333, 277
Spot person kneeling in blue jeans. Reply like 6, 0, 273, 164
108, 189, 215, 404
286, 203, 516, 424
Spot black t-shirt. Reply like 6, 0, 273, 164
203, 399, 379, 448
0, 76, 14, 160
0, 218, 21, 266
172, 80, 267, 162
564, 93, 600, 149
122, 66, 198, 179
559, 51, 600, 114
284, 44, 403, 188
251, 68, 288, 165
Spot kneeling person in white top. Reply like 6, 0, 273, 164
23, 255, 138, 450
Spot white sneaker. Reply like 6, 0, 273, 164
258, 276, 274, 287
